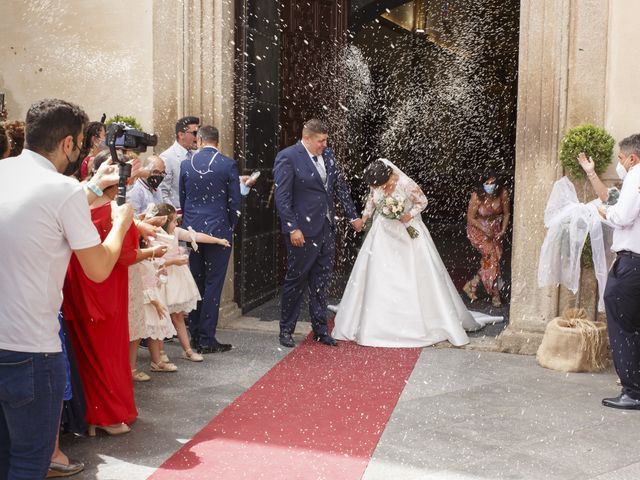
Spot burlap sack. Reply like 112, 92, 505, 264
536, 309, 609, 373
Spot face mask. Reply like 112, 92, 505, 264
62, 138, 81, 176
63, 155, 80, 176
146, 175, 164, 190
483, 183, 496, 195
616, 161, 627, 180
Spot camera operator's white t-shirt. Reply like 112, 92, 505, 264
0, 150, 100, 353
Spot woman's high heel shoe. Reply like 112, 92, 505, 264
87, 423, 131, 437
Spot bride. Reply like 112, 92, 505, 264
332, 158, 482, 348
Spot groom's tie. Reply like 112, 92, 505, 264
312, 155, 327, 187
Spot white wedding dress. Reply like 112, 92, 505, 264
332, 160, 482, 348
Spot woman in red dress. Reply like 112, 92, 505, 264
64, 151, 139, 435
464, 172, 510, 307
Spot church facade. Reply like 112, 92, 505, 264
1, 0, 638, 353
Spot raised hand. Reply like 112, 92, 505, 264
144, 215, 168, 227
578, 152, 595, 175
151, 244, 168, 258
93, 158, 119, 189
135, 219, 161, 245
112, 202, 134, 229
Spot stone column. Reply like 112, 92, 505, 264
498, 0, 611, 353
497, 0, 571, 354
154, 0, 241, 323
557, 0, 610, 322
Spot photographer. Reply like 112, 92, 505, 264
0, 98, 133, 478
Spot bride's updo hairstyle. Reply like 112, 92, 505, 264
363, 159, 393, 187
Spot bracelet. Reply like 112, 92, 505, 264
87, 182, 103, 197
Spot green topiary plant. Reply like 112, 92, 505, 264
105, 114, 142, 130
559, 124, 614, 179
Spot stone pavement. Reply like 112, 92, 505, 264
59, 322, 639, 480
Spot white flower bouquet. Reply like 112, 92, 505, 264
377, 195, 419, 239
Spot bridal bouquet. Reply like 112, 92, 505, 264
378, 195, 419, 239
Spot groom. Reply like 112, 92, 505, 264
274, 119, 363, 348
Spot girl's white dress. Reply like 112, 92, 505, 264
141, 259, 177, 340
161, 227, 201, 314
332, 166, 481, 348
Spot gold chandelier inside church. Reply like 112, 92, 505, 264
380, 0, 452, 45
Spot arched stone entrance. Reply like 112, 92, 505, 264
233, 0, 520, 322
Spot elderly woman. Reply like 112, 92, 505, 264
464, 172, 510, 307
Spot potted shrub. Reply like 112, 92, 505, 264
105, 114, 142, 130
559, 124, 614, 180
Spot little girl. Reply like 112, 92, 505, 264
141, 256, 178, 372
146, 203, 230, 362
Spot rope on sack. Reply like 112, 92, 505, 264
559, 307, 607, 371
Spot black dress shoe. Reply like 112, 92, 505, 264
279, 333, 295, 348
602, 393, 640, 410
47, 458, 85, 477
197, 342, 232, 354
313, 333, 338, 346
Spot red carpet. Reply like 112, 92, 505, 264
149, 334, 421, 480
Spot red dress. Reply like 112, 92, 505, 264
64, 202, 139, 426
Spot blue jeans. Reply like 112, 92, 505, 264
0, 350, 66, 480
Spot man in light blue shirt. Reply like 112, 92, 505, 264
160, 116, 199, 210
128, 155, 166, 216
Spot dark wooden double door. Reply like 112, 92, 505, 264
234, 0, 348, 312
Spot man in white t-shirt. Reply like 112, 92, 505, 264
0, 98, 134, 478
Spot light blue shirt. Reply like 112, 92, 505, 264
128, 178, 164, 216
160, 141, 190, 208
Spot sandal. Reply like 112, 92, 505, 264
463, 277, 479, 302
131, 369, 151, 382
150, 361, 178, 372
491, 292, 502, 307
159, 350, 170, 364
182, 349, 204, 362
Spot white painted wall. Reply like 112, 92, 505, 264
0, 0, 155, 132
605, 0, 640, 153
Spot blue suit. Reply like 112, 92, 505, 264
180, 146, 241, 347
274, 142, 358, 336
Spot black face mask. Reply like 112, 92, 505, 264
146, 175, 164, 190
62, 138, 81, 176
63, 153, 81, 177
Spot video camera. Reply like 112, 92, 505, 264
106, 122, 158, 205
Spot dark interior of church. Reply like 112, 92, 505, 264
234, 0, 520, 317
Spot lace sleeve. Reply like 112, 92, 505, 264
403, 177, 428, 217
363, 188, 375, 218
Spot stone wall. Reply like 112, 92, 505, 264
498, 0, 640, 354
0, 1, 155, 132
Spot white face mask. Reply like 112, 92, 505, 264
616, 161, 627, 180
